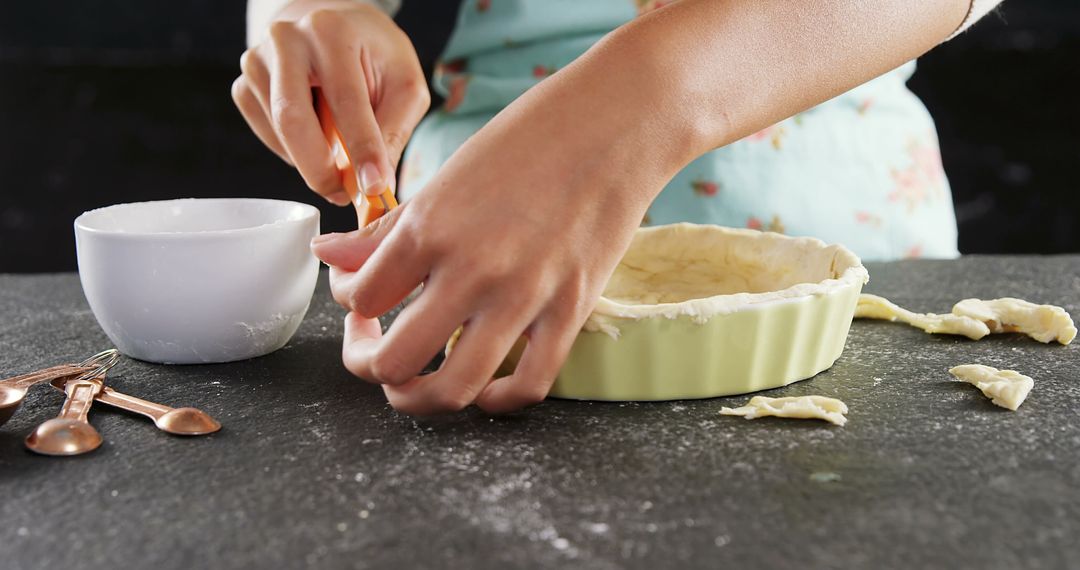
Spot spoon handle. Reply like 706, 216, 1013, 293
95, 387, 171, 422
2, 365, 89, 389
61, 380, 100, 423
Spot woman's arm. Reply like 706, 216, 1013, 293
312, 0, 988, 415
246, 0, 401, 47
555, 0, 973, 184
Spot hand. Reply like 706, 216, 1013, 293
232, 0, 429, 205
309, 13, 714, 416
310, 41, 693, 414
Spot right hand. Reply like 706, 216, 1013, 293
232, 0, 430, 205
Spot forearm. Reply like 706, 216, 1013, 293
532, 0, 970, 202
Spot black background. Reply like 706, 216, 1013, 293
1, 0, 1077, 272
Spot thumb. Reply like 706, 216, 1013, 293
310, 203, 405, 271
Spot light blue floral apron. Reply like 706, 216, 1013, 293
398, 0, 959, 261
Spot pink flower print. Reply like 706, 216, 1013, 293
746, 215, 784, 233
635, 0, 673, 16
443, 75, 470, 112
856, 97, 874, 116
904, 244, 923, 259
908, 141, 944, 191
888, 167, 927, 213
767, 215, 785, 234
435, 59, 467, 76
532, 65, 556, 79
477, 0, 491, 12
888, 137, 945, 212
746, 124, 786, 150
854, 210, 884, 228
692, 179, 719, 197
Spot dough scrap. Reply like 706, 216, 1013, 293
854, 294, 990, 340
949, 364, 1033, 411
952, 298, 1076, 345
720, 395, 848, 426
854, 294, 1075, 345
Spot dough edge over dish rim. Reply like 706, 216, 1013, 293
584, 223, 869, 338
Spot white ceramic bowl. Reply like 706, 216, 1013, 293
75, 198, 320, 364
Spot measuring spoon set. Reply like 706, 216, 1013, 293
1, 349, 220, 456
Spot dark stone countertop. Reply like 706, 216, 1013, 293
1, 256, 1078, 569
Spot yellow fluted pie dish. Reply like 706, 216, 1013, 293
541, 223, 867, 400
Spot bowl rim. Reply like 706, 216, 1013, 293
74, 197, 320, 239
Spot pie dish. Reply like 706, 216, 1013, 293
545, 223, 868, 400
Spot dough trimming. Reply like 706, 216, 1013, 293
949, 364, 1033, 411
720, 395, 849, 426
855, 294, 1075, 345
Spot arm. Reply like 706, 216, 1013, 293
563, 0, 973, 183
246, 0, 402, 47
312, 0, 986, 415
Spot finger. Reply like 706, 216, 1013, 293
326, 256, 426, 318
343, 280, 466, 386
475, 313, 579, 414
383, 310, 529, 415
326, 265, 354, 310
374, 75, 431, 171
318, 206, 427, 318
345, 213, 431, 318
307, 27, 394, 197
332, 246, 427, 318
231, 77, 294, 165
341, 310, 384, 380
267, 22, 343, 198
310, 204, 404, 270
239, 50, 274, 122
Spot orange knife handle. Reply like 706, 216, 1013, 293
313, 89, 396, 226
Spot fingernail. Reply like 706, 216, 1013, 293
311, 232, 344, 246
359, 163, 385, 197
325, 191, 351, 206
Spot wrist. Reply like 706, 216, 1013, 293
273, 0, 374, 21
526, 22, 724, 208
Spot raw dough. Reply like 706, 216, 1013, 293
854, 294, 1075, 345
585, 224, 868, 338
949, 364, 1033, 411
720, 395, 848, 426
952, 298, 1076, 345
854, 294, 990, 340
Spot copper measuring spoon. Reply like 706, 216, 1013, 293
0, 349, 119, 427
1, 365, 88, 426
49, 377, 220, 436
25, 373, 105, 456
